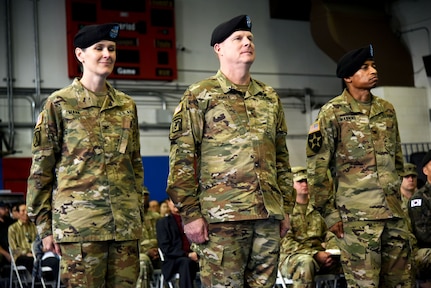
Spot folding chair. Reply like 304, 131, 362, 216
31, 240, 60, 288
151, 268, 162, 288
274, 268, 293, 288
9, 247, 31, 288
157, 248, 179, 288
315, 274, 339, 288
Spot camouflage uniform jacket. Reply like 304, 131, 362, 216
279, 202, 337, 267
140, 210, 161, 252
307, 89, 404, 228
408, 182, 431, 248
27, 78, 144, 243
167, 70, 293, 224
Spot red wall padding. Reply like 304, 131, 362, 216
2, 157, 32, 197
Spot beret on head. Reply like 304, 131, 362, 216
74, 23, 120, 49
336, 44, 374, 78
210, 15, 252, 46
292, 166, 307, 182
421, 150, 431, 168
400, 163, 418, 177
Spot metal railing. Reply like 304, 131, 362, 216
401, 142, 431, 163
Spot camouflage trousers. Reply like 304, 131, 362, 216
193, 218, 281, 288
337, 219, 416, 288
59, 240, 140, 288
415, 248, 431, 281
279, 253, 342, 288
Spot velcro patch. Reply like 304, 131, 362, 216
171, 117, 183, 133
410, 199, 422, 207
307, 131, 323, 154
308, 121, 320, 134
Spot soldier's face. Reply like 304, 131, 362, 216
423, 162, 431, 181
294, 179, 308, 195
216, 31, 255, 66
75, 40, 116, 78
346, 60, 378, 89
401, 175, 417, 191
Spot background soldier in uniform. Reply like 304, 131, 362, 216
27, 23, 144, 287
408, 151, 431, 288
137, 187, 161, 288
400, 163, 418, 214
279, 167, 343, 288
167, 15, 293, 288
307, 45, 415, 287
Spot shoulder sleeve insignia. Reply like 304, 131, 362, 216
308, 121, 320, 134
307, 121, 322, 154
171, 117, 183, 134
33, 128, 41, 147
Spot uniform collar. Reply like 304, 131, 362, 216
215, 70, 264, 97
72, 78, 123, 109
342, 88, 385, 117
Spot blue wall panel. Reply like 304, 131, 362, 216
142, 156, 169, 202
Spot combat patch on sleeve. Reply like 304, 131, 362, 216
170, 102, 185, 135
32, 113, 45, 147
33, 128, 41, 147
307, 121, 322, 154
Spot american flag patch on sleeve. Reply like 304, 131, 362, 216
308, 121, 320, 134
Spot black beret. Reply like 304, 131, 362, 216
210, 15, 252, 46
421, 150, 431, 168
336, 44, 374, 78
74, 23, 120, 49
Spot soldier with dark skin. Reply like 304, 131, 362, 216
27, 23, 144, 288
307, 45, 415, 287
167, 15, 293, 288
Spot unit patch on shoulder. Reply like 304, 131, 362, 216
171, 116, 183, 133
33, 129, 41, 147
307, 121, 322, 154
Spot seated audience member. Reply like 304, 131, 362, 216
148, 200, 160, 214
156, 198, 199, 288
159, 199, 171, 217
279, 167, 343, 288
408, 151, 431, 288
0, 201, 15, 276
137, 187, 161, 288
400, 163, 418, 214
11, 203, 20, 220
8, 202, 59, 277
